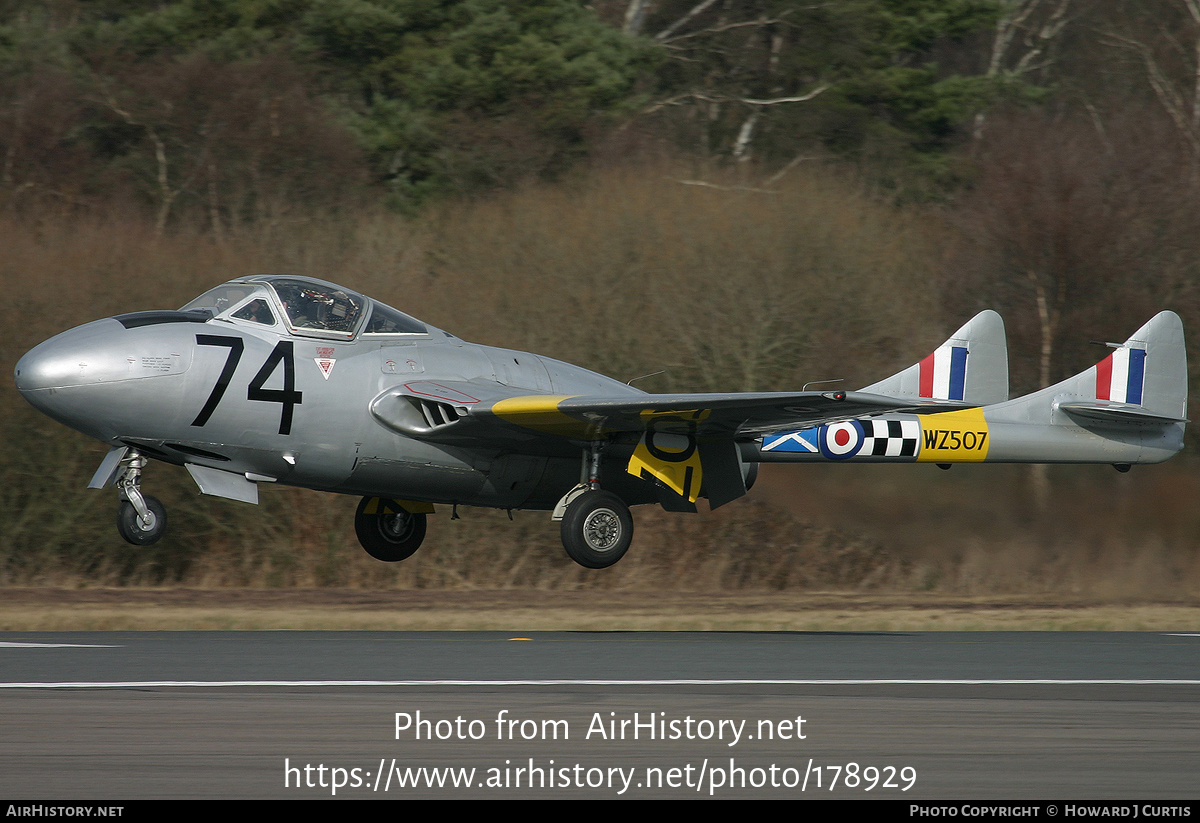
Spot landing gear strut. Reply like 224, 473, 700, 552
114, 451, 167, 545
355, 497, 427, 562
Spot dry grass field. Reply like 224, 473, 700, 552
1, 589, 1197, 631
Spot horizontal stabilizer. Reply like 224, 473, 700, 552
860, 310, 1008, 405
1057, 401, 1188, 427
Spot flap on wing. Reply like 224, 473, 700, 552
186, 463, 260, 504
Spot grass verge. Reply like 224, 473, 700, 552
1, 589, 1198, 631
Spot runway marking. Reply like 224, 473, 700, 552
2, 679, 1200, 689
0, 642, 120, 648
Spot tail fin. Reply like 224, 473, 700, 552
995, 311, 1188, 427
861, 310, 1008, 405
974, 311, 1187, 465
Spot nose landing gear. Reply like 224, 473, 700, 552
354, 497, 428, 562
114, 451, 167, 545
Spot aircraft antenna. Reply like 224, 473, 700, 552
626, 370, 666, 387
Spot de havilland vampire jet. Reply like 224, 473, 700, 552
13, 275, 1189, 568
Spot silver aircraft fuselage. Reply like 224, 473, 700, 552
15, 276, 655, 512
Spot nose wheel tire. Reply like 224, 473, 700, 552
355, 497, 427, 562
117, 496, 167, 545
560, 490, 633, 569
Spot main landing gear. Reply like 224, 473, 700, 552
352, 442, 635, 570
354, 497, 428, 562
559, 489, 633, 569
114, 451, 167, 545
554, 442, 634, 569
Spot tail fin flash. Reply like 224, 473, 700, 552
861, 310, 1008, 405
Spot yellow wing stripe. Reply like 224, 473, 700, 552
492, 395, 578, 416
491, 395, 592, 436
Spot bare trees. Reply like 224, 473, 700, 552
624, 0, 1002, 192
1105, 0, 1200, 167
944, 2, 1200, 400
86, 54, 366, 234
946, 105, 1198, 401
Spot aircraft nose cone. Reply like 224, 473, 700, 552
14, 322, 111, 395
16, 332, 92, 431
16, 342, 67, 394
16, 317, 193, 443
13, 318, 142, 437
14, 316, 164, 443
14, 349, 60, 406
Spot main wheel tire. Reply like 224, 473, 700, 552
355, 497, 427, 562
117, 496, 167, 546
560, 490, 633, 569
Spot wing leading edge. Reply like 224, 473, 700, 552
487, 389, 967, 438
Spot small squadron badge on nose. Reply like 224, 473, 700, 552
314, 346, 336, 380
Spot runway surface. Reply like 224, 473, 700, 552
1, 631, 1198, 799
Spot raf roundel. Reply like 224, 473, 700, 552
818, 420, 865, 460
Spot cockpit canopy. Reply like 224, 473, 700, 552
180, 275, 427, 340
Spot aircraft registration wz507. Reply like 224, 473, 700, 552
14, 275, 1188, 568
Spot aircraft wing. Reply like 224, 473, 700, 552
370, 379, 972, 441
479, 389, 970, 439
370, 310, 1011, 509
369, 380, 975, 510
